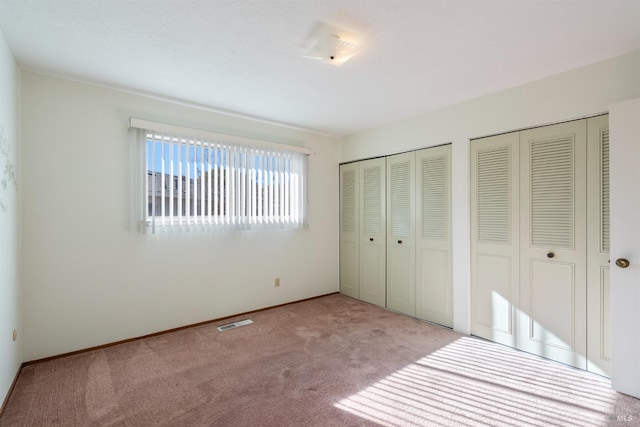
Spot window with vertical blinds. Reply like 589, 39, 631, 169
131, 119, 308, 232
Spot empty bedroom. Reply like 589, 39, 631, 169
1, 1, 639, 426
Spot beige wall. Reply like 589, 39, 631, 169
0, 28, 20, 404
342, 50, 640, 334
20, 72, 341, 361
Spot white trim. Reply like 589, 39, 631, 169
130, 118, 311, 155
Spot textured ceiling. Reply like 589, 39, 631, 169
0, 0, 639, 136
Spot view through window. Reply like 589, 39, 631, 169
145, 131, 307, 231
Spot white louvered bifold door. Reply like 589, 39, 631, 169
518, 120, 587, 369
386, 152, 416, 316
415, 145, 452, 327
587, 114, 611, 377
471, 133, 520, 346
340, 162, 360, 299
359, 158, 386, 307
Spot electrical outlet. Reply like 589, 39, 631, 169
12, 329, 17, 342
274, 277, 280, 287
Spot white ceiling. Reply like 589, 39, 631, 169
0, 1, 639, 136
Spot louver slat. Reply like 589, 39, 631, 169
477, 147, 510, 243
422, 156, 447, 240
391, 161, 410, 237
363, 166, 382, 235
530, 136, 574, 249
601, 130, 610, 252
342, 170, 356, 233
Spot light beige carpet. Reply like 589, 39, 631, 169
1, 294, 638, 426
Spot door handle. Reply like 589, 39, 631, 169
398, 240, 402, 244
615, 258, 630, 268
369, 237, 374, 242
547, 252, 555, 258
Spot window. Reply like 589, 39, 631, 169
131, 119, 308, 232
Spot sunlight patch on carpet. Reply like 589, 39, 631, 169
335, 337, 630, 427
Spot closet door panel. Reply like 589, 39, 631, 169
359, 158, 386, 307
387, 246, 413, 311
587, 114, 611, 376
475, 254, 513, 334
519, 120, 587, 369
415, 145, 452, 326
339, 163, 360, 298
471, 133, 519, 346
386, 152, 415, 316
528, 260, 575, 347
417, 248, 449, 320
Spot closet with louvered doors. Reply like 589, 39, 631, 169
339, 158, 387, 308
471, 115, 611, 375
341, 145, 452, 326
385, 145, 453, 324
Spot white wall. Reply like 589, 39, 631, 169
20, 72, 341, 361
342, 50, 640, 336
0, 29, 20, 405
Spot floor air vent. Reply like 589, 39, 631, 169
217, 319, 253, 331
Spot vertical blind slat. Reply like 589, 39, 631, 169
160, 141, 165, 221
169, 141, 174, 225
252, 152, 256, 223
228, 146, 231, 224
151, 139, 156, 233
197, 142, 203, 223
207, 145, 212, 226
177, 139, 182, 226
279, 153, 284, 221
258, 154, 263, 223
186, 143, 191, 225
243, 149, 248, 225
213, 147, 219, 224
269, 155, 274, 223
